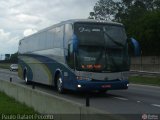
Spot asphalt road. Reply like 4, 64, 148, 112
0, 69, 160, 116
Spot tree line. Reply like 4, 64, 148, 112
89, 0, 160, 56
0, 52, 18, 63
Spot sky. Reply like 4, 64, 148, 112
0, 0, 98, 55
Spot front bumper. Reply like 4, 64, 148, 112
76, 79, 129, 91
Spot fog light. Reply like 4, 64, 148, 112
77, 85, 81, 88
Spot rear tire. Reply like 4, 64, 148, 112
24, 71, 30, 85
56, 74, 64, 93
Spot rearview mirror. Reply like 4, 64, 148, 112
72, 34, 78, 52
129, 38, 141, 56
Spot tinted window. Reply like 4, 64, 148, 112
64, 24, 74, 69
75, 23, 104, 46
64, 24, 73, 49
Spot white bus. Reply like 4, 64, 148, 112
18, 19, 140, 93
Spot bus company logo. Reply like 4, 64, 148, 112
142, 114, 148, 120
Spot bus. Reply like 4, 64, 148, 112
18, 19, 139, 93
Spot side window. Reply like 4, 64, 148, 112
64, 24, 73, 49
65, 24, 74, 69
67, 43, 74, 69
54, 26, 63, 47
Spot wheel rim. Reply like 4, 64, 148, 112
25, 75, 28, 83
57, 77, 62, 92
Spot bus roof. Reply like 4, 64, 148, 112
61, 19, 123, 25
20, 19, 123, 42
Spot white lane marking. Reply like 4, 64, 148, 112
114, 97, 128, 101
152, 104, 160, 108
137, 101, 141, 103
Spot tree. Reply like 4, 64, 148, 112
5, 54, 10, 60
115, 0, 160, 22
10, 52, 18, 63
117, 0, 160, 55
89, 0, 117, 21
128, 10, 160, 55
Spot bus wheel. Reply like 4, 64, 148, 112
56, 75, 64, 93
24, 72, 30, 85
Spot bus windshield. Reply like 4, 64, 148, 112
74, 23, 130, 72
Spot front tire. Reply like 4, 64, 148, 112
56, 75, 64, 93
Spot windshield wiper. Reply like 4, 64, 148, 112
104, 31, 124, 47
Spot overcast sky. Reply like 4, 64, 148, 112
0, 0, 98, 54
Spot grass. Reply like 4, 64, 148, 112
0, 63, 11, 69
129, 76, 160, 86
0, 91, 37, 114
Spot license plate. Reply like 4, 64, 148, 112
102, 85, 111, 88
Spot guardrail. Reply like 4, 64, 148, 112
0, 79, 121, 120
130, 70, 160, 77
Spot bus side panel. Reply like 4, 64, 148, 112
18, 54, 78, 90
18, 56, 33, 81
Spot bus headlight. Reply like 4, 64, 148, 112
76, 76, 92, 81
77, 84, 82, 88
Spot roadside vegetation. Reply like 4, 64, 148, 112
0, 63, 11, 69
0, 91, 37, 114
129, 76, 160, 86
0, 52, 18, 69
